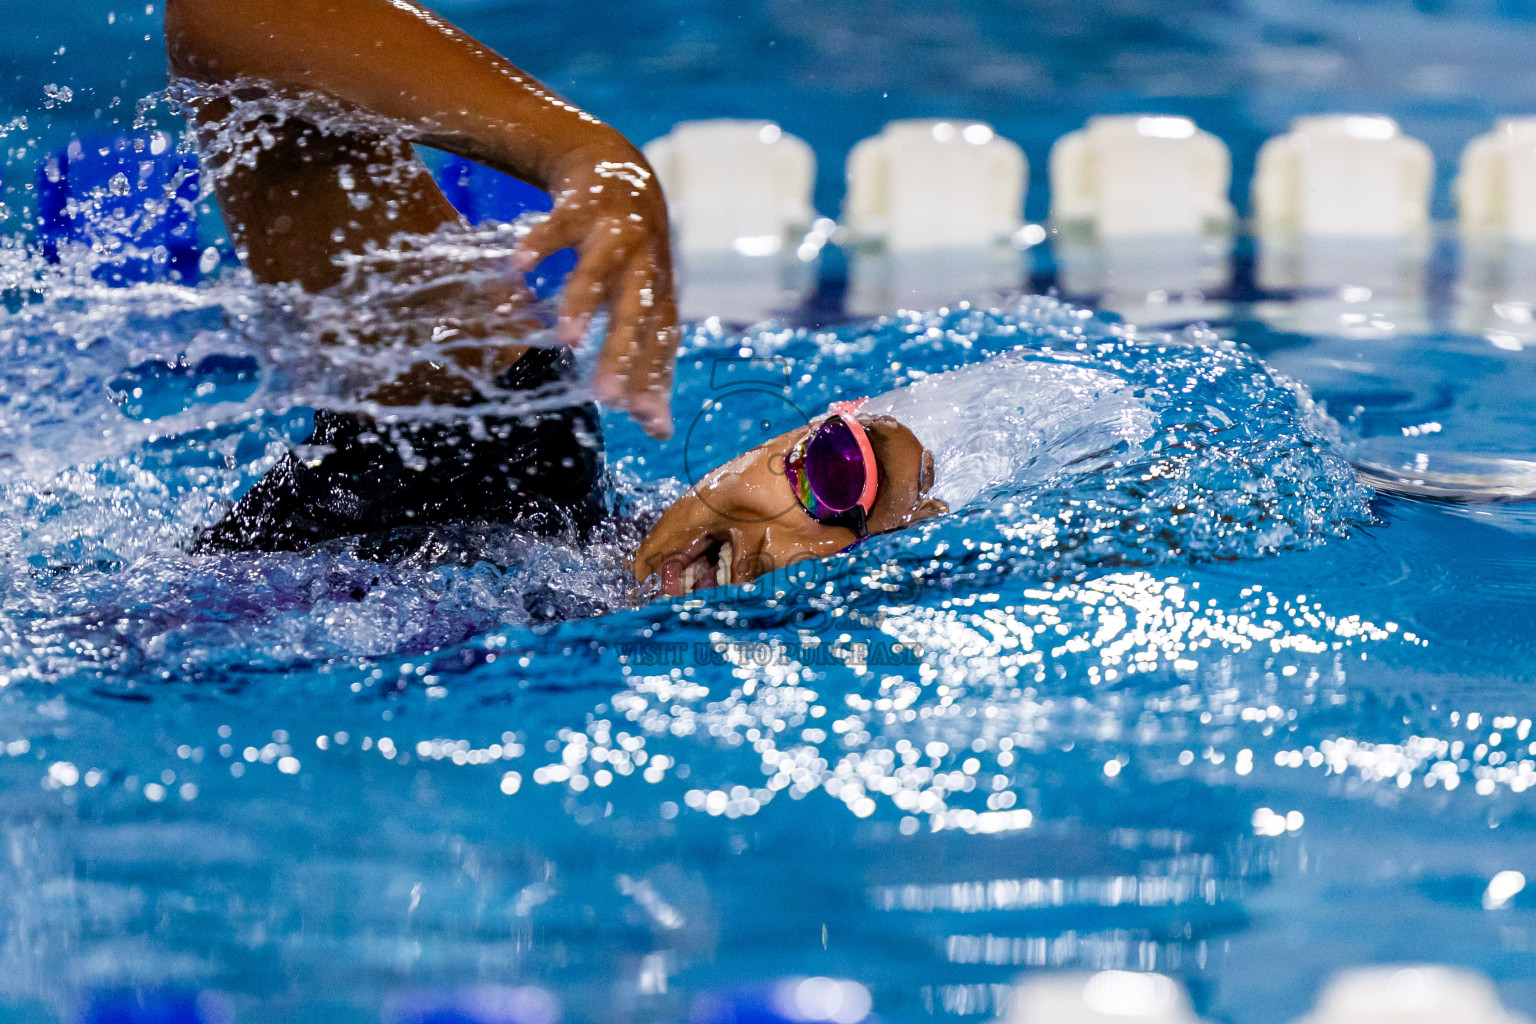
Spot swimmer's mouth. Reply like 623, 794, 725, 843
672, 535, 735, 597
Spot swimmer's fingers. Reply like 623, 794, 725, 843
596, 257, 678, 440
629, 325, 680, 441
632, 274, 681, 438
626, 252, 680, 438
554, 221, 634, 347
512, 211, 582, 267
510, 212, 583, 287
591, 259, 648, 417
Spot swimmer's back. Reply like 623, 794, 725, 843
194, 346, 605, 558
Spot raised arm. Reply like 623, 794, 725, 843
166, 0, 679, 438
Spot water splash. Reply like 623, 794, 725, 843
650, 301, 1372, 621
0, 263, 1375, 697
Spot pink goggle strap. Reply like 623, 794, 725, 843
826, 398, 877, 515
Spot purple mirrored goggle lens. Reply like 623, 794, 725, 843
801, 416, 868, 513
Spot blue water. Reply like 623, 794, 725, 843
2, 262, 1535, 1022
3, 2, 1536, 1023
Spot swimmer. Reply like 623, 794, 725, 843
635, 410, 947, 598
634, 354, 1157, 596
633, 339, 1536, 597
167, 0, 678, 552
168, 2, 1508, 578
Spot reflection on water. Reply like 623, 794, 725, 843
1054, 232, 1231, 328
1, 84, 1536, 1024
843, 248, 1028, 320
1458, 240, 1536, 349
1253, 235, 1432, 340
4, 219, 1536, 1020
672, 250, 820, 324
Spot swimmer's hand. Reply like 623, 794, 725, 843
514, 143, 680, 440
166, 0, 681, 440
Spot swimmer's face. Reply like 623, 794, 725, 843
633, 415, 948, 597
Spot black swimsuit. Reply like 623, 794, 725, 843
192, 345, 605, 557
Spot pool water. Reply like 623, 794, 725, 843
4, 1, 1536, 1022
2, 242, 1535, 1022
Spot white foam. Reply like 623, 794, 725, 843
861, 349, 1155, 510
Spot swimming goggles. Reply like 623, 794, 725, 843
784, 398, 878, 537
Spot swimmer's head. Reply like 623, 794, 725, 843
632, 414, 948, 597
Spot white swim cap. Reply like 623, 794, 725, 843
859, 350, 1155, 510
